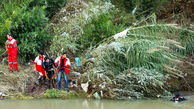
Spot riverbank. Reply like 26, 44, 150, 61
0, 56, 193, 100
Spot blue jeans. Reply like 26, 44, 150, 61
58, 70, 68, 90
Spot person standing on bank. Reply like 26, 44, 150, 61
43, 57, 55, 89
5, 33, 18, 72
34, 51, 46, 85
54, 52, 71, 91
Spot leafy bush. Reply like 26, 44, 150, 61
10, 6, 50, 60
80, 14, 125, 49
0, 0, 53, 62
28, 0, 67, 18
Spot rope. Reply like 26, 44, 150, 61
45, 71, 55, 80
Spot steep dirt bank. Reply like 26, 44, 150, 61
0, 57, 193, 98
0, 64, 82, 97
0, 64, 37, 94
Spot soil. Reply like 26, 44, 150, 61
0, 56, 193, 98
0, 64, 81, 96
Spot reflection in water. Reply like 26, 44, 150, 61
0, 96, 194, 109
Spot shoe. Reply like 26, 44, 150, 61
36, 79, 41, 86
15, 70, 19, 73
9, 71, 13, 73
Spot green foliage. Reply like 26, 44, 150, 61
44, 89, 81, 99
0, 0, 68, 62
92, 23, 187, 75
45, 0, 67, 18
0, 0, 54, 62
177, 30, 194, 55
112, 0, 168, 15
85, 15, 194, 99
81, 13, 125, 49
0, 19, 12, 45
10, 6, 50, 60
95, 38, 180, 75
49, 0, 116, 57
28, 0, 67, 18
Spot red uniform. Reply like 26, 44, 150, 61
34, 55, 45, 77
54, 56, 70, 75
5, 38, 18, 71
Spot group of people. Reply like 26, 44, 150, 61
34, 51, 70, 90
5, 34, 71, 91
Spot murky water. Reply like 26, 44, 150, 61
0, 96, 194, 109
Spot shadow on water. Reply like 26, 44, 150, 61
0, 96, 194, 109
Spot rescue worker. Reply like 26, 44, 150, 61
55, 52, 70, 91
34, 51, 45, 85
5, 33, 18, 72
43, 57, 55, 89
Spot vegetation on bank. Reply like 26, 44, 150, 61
42, 89, 83, 99
0, 0, 194, 100
0, 0, 68, 62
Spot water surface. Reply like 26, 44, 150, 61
0, 96, 194, 109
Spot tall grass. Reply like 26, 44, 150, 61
84, 15, 194, 99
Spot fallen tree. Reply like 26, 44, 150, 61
81, 14, 194, 99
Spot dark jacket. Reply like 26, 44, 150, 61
171, 97, 186, 102
43, 59, 54, 72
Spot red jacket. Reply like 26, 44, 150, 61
55, 56, 70, 75
34, 55, 45, 75
5, 38, 17, 55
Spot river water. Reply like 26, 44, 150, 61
0, 96, 194, 109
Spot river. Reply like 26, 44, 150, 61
0, 96, 194, 109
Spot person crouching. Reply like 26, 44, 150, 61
43, 57, 55, 89
55, 52, 71, 91
34, 51, 46, 85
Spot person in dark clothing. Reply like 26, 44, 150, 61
43, 57, 55, 89
171, 93, 186, 102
